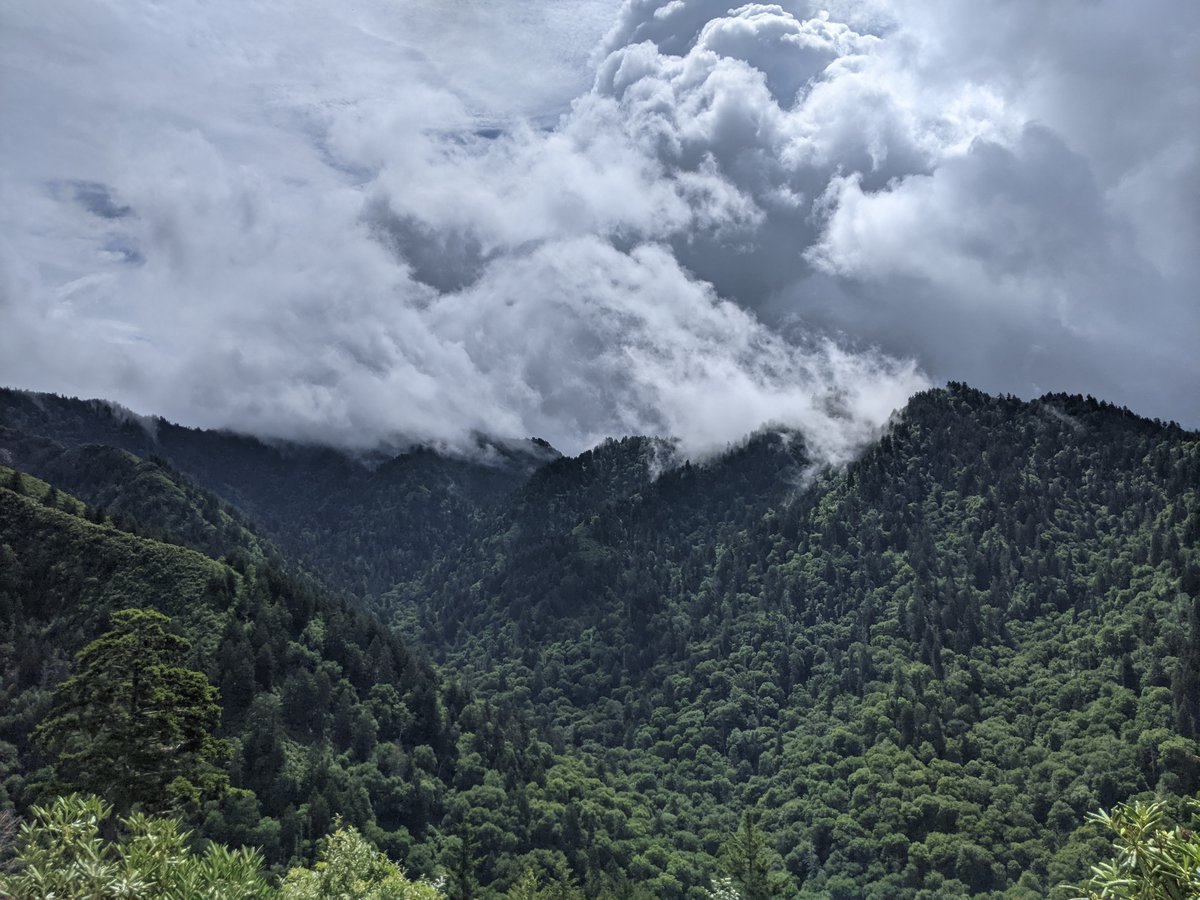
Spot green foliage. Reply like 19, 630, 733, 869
0, 471, 465, 872
401, 386, 1200, 896
34, 608, 229, 815
0, 793, 272, 898
441, 833, 482, 900
3, 384, 1199, 897
1070, 795, 1200, 899
503, 857, 585, 899
280, 823, 446, 899
721, 811, 783, 900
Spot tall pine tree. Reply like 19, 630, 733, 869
34, 608, 229, 814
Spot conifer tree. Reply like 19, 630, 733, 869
34, 608, 229, 814
722, 811, 782, 900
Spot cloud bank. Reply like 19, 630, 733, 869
1, 0, 1195, 460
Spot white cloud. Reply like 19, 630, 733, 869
1, 0, 1196, 467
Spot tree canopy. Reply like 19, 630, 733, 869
33, 608, 229, 814
2, 385, 1198, 896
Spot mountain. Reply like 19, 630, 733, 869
0, 387, 558, 596
1, 383, 1197, 898
0, 466, 416, 863
392, 384, 1200, 896
0, 454, 658, 892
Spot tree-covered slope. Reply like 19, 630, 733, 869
397, 385, 1200, 897
0, 388, 557, 596
1, 383, 1197, 898
1, 437, 276, 563
0, 468, 618, 885
386, 429, 812, 654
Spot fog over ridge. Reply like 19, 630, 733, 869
1, 0, 1195, 460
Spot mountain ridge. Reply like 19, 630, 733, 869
1, 382, 1197, 897
0, 387, 558, 596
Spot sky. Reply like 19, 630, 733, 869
1, 0, 1196, 461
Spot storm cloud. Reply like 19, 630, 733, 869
0, 0, 1195, 459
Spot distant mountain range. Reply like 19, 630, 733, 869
0, 387, 557, 596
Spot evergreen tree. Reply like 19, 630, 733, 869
722, 811, 781, 900
34, 608, 229, 814
443, 833, 481, 900
506, 861, 585, 900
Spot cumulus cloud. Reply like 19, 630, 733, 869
0, 0, 1195, 463
592, 0, 1199, 416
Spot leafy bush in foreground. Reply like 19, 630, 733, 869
0, 793, 272, 898
1071, 794, 1200, 899
281, 823, 446, 899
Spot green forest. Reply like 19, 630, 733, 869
0, 384, 1197, 898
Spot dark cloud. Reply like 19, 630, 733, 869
586, 0, 1199, 421
68, 181, 133, 220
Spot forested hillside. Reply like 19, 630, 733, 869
0, 388, 556, 595
1, 384, 1197, 898
0, 464, 614, 888
394, 385, 1200, 897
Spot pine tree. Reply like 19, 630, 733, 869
722, 811, 782, 900
443, 833, 480, 900
33, 608, 230, 814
